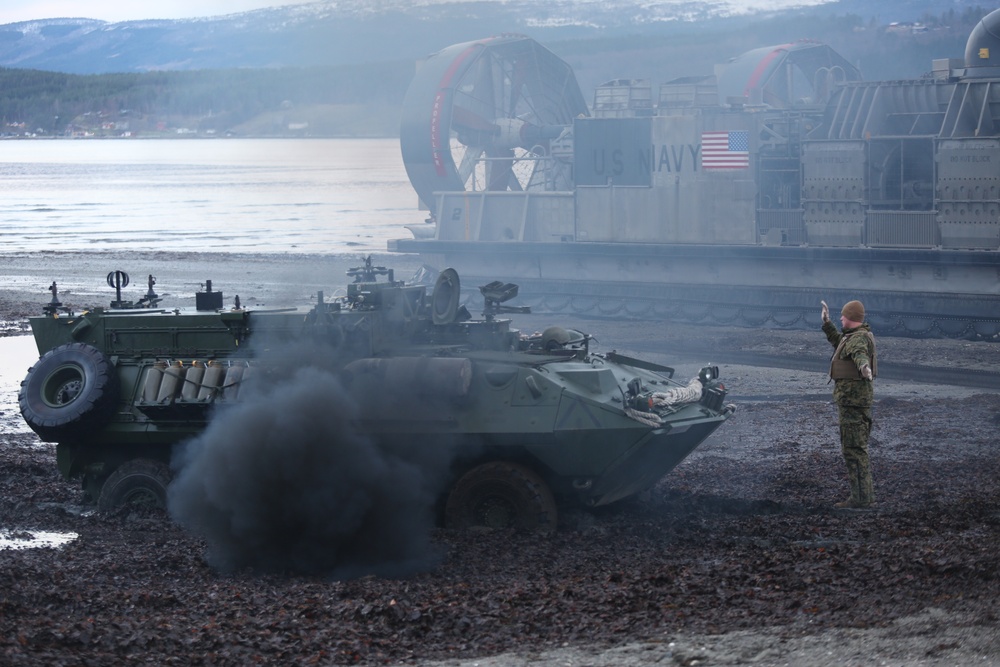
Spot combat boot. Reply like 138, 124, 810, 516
835, 461, 874, 509
857, 464, 875, 507
834, 498, 872, 509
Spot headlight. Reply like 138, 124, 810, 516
698, 365, 719, 384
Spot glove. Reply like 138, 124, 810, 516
821, 300, 830, 323
860, 364, 872, 380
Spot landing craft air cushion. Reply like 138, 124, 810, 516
390, 11, 1000, 340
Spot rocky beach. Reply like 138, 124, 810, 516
1, 251, 998, 666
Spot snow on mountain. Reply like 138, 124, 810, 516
0, 0, 979, 74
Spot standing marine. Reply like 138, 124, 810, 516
821, 299, 877, 509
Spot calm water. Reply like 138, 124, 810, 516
0, 138, 420, 254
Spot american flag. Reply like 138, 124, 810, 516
701, 131, 750, 170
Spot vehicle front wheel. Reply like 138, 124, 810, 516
445, 461, 557, 532
98, 459, 172, 512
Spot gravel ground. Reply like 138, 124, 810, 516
1, 251, 999, 666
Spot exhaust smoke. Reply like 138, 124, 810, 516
167, 345, 453, 578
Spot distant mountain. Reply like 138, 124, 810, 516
0, 0, 986, 75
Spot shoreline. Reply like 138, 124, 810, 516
2, 250, 999, 381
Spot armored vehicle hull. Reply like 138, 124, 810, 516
390, 16, 1000, 340
19, 263, 734, 529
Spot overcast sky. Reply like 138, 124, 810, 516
0, 1, 315, 24
0, 0, 829, 25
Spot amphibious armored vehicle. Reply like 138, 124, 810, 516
19, 260, 734, 529
391, 11, 1000, 340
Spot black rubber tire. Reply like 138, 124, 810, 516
98, 459, 172, 513
445, 461, 557, 532
18, 343, 120, 442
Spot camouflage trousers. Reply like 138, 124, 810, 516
838, 404, 874, 505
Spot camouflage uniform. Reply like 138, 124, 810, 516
822, 320, 876, 507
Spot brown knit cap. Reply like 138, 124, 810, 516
841, 300, 865, 323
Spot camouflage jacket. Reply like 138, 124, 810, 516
822, 320, 875, 407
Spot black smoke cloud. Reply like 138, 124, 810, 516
167, 349, 454, 578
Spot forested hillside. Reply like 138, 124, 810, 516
0, 61, 413, 137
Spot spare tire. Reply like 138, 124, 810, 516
19, 342, 120, 442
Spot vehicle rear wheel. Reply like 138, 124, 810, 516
445, 461, 557, 531
19, 343, 119, 442
98, 459, 172, 512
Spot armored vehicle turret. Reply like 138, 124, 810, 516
19, 259, 734, 529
